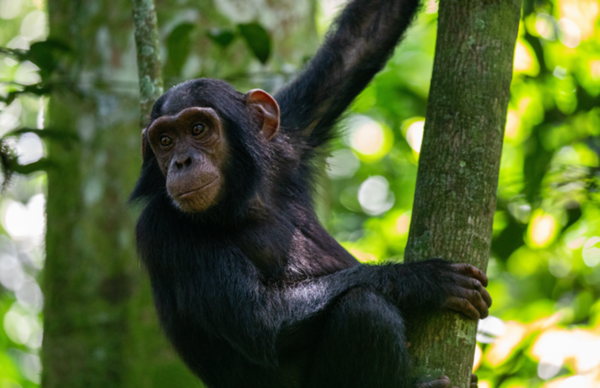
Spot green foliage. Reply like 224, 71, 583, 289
165, 23, 195, 77
207, 28, 236, 48
238, 22, 271, 64
1, 0, 599, 387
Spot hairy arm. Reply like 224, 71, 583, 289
275, 0, 421, 147
212, 258, 490, 367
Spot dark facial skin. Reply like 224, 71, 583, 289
146, 107, 228, 213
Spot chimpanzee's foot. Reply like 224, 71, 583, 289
417, 374, 478, 388
470, 374, 478, 388
417, 375, 456, 388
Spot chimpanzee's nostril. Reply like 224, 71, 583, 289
175, 155, 192, 169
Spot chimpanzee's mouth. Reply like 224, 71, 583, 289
177, 176, 219, 198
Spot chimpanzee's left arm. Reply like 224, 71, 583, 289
275, 0, 421, 147
202, 253, 490, 368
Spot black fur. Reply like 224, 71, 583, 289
130, 0, 466, 387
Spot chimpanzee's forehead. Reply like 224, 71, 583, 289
160, 95, 206, 117
153, 78, 244, 119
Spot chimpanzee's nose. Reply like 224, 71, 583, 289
174, 154, 192, 169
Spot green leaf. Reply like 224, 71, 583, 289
166, 23, 195, 77
238, 23, 271, 64
207, 28, 236, 48
25, 39, 71, 80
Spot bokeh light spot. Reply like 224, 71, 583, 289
558, 18, 581, 48
358, 176, 394, 216
514, 40, 538, 75
477, 315, 506, 344
327, 149, 360, 179
559, 0, 599, 40
536, 13, 556, 41
2, 194, 46, 241
405, 120, 424, 153
0, 0, 23, 19
505, 110, 520, 140
395, 212, 411, 235
351, 120, 385, 155
20, 10, 47, 41
529, 213, 556, 248
16, 132, 44, 165
15, 61, 41, 86
473, 344, 482, 371
582, 236, 600, 267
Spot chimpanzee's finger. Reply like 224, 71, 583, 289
448, 287, 489, 319
477, 282, 492, 308
451, 263, 488, 287
471, 373, 478, 388
459, 276, 492, 308
446, 296, 480, 320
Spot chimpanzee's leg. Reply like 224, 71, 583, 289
306, 287, 457, 388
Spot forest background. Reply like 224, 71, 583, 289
0, 0, 599, 387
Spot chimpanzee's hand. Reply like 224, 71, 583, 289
443, 263, 492, 320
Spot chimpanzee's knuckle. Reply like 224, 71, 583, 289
468, 289, 478, 302
460, 298, 470, 310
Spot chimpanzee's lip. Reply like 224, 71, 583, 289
177, 177, 219, 198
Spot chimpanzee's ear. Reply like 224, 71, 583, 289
245, 89, 280, 141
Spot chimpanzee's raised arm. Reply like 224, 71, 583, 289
275, 0, 421, 147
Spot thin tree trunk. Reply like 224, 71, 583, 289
132, 0, 163, 125
404, 1, 521, 387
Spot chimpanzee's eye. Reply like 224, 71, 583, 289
192, 123, 206, 136
160, 136, 172, 147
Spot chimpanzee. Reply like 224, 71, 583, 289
131, 0, 491, 386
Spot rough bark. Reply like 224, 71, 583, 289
404, 1, 522, 387
41, 0, 317, 387
132, 0, 164, 126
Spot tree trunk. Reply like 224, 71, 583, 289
404, 1, 521, 387
41, 1, 316, 387
132, 0, 164, 126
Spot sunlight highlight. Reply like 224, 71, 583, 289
582, 236, 600, 267
559, 0, 599, 40
533, 328, 600, 385
536, 13, 557, 41
405, 120, 424, 153
0, 0, 23, 19
528, 212, 557, 248
486, 321, 528, 366
473, 344, 482, 371
2, 194, 45, 241
327, 149, 360, 179
505, 110, 520, 140
395, 212, 411, 235
558, 18, 581, 48
514, 40, 538, 76
358, 176, 395, 216
351, 120, 385, 155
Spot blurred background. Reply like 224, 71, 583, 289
0, 0, 599, 387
